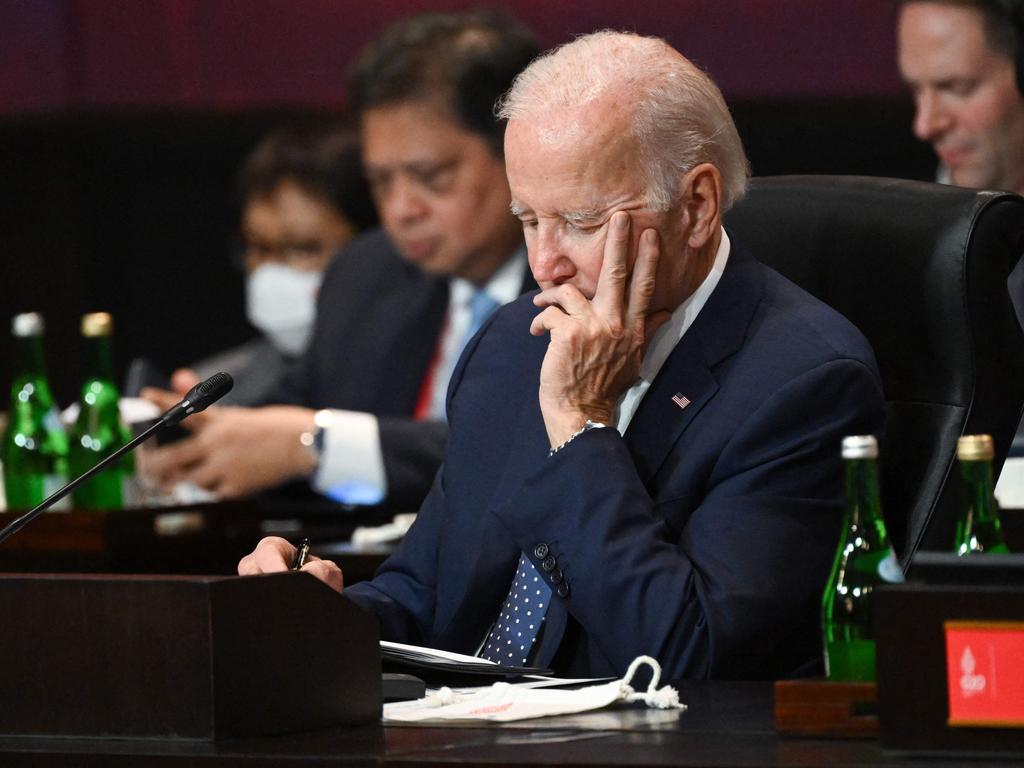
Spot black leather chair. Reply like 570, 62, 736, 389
725, 176, 1024, 563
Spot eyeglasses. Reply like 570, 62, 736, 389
235, 238, 337, 271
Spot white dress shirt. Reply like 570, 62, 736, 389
615, 229, 730, 434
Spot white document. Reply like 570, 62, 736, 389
995, 457, 1024, 508
381, 640, 499, 667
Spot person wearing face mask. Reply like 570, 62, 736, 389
174, 127, 378, 406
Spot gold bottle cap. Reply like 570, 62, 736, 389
841, 435, 878, 459
81, 312, 114, 337
957, 434, 994, 461
12, 312, 44, 337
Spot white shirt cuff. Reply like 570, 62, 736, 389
312, 410, 387, 505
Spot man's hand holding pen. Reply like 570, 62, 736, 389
238, 536, 344, 593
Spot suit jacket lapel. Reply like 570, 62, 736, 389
624, 242, 764, 487
624, 346, 718, 486
376, 265, 449, 415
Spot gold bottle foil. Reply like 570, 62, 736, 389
81, 312, 113, 337
957, 434, 994, 462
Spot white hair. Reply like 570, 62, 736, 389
497, 30, 750, 211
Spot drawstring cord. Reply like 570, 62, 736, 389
422, 655, 685, 711
619, 655, 685, 710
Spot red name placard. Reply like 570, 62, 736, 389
945, 621, 1024, 727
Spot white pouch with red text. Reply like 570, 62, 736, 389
382, 656, 686, 723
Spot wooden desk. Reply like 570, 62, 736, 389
0, 681, 999, 767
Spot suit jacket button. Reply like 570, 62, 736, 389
541, 555, 557, 572
556, 583, 570, 598
533, 543, 549, 559
550, 567, 563, 584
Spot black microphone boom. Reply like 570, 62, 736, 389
160, 371, 233, 427
0, 372, 233, 545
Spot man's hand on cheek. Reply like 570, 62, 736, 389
530, 211, 670, 449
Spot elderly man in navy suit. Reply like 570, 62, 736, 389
241, 31, 885, 681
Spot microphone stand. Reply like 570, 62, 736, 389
0, 417, 168, 545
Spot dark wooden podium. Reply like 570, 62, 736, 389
876, 566, 1024, 757
0, 571, 381, 740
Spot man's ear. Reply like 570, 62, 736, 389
681, 163, 722, 249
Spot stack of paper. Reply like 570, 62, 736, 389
381, 641, 551, 677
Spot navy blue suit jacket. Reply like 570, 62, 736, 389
345, 241, 885, 680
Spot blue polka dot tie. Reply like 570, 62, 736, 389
480, 553, 552, 666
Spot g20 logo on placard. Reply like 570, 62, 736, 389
946, 622, 1024, 727
959, 646, 987, 698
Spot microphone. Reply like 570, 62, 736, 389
159, 371, 233, 427
0, 372, 234, 545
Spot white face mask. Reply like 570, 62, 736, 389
245, 263, 323, 356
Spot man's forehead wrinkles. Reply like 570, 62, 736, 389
561, 208, 604, 223
513, 190, 641, 221
562, 193, 643, 218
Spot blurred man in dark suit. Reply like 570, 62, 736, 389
143, 12, 538, 508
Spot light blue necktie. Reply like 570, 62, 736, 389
465, 289, 500, 349
480, 554, 552, 666
428, 289, 501, 422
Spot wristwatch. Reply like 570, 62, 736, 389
299, 409, 335, 467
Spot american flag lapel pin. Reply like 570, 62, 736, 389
671, 392, 691, 410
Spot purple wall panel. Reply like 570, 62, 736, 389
509, 1, 905, 101
0, 0, 68, 112
1, 0, 907, 115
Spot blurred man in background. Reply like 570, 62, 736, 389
899, 1, 1024, 483
897, 0, 1024, 195
144, 11, 539, 509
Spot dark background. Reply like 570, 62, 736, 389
0, 0, 934, 406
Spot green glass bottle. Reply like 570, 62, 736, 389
954, 434, 1009, 555
822, 435, 904, 682
68, 313, 134, 510
2, 313, 69, 510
